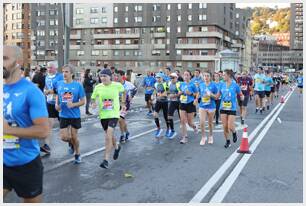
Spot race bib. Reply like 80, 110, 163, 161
47, 94, 56, 102
180, 95, 187, 103
3, 134, 20, 149
223, 101, 232, 110
62, 92, 73, 103
102, 99, 113, 110
202, 96, 211, 105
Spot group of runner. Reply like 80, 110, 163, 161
3, 45, 303, 203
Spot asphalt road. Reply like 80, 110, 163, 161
5, 86, 303, 203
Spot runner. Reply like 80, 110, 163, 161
213, 72, 223, 125
42, 61, 63, 154
142, 71, 156, 116
152, 72, 169, 143
115, 70, 137, 143
167, 72, 181, 139
91, 68, 125, 169
264, 70, 274, 110
175, 69, 184, 82
216, 69, 244, 148
270, 71, 276, 104
196, 71, 218, 145
3, 45, 50, 203
274, 73, 281, 98
83, 69, 96, 115
55, 64, 85, 164
297, 72, 303, 94
178, 70, 199, 144
237, 70, 253, 125
253, 68, 266, 114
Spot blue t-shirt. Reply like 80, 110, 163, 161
199, 82, 218, 109
45, 72, 64, 104
297, 76, 303, 86
254, 73, 265, 91
213, 81, 223, 100
57, 81, 85, 118
3, 78, 48, 166
264, 76, 273, 91
219, 82, 241, 111
163, 74, 170, 83
191, 76, 203, 88
179, 81, 198, 104
143, 76, 156, 95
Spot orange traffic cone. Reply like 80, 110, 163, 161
237, 127, 251, 154
280, 96, 285, 103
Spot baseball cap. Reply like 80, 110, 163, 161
170, 73, 178, 78
99, 68, 112, 77
155, 73, 163, 78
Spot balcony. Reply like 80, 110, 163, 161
93, 44, 139, 50
70, 34, 81, 39
175, 43, 218, 49
182, 55, 217, 61
70, 45, 81, 50
186, 31, 223, 39
224, 36, 231, 42
232, 43, 243, 48
153, 32, 166, 38
93, 33, 140, 39
153, 44, 166, 49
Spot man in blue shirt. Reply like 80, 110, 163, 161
142, 71, 156, 116
297, 72, 303, 94
55, 64, 85, 164
253, 68, 266, 114
3, 45, 50, 203
42, 61, 64, 154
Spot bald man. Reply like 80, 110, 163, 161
3, 45, 50, 203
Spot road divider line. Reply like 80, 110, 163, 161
45, 120, 180, 173
189, 89, 292, 203
209, 88, 295, 203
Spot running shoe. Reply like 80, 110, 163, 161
180, 137, 188, 144
119, 135, 125, 144
113, 145, 121, 160
241, 119, 245, 125
100, 160, 109, 169
208, 136, 214, 144
68, 142, 74, 154
125, 131, 130, 141
232, 132, 237, 143
165, 129, 170, 138
260, 109, 263, 114
155, 128, 163, 138
168, 131, 177, 139
147, 111, 153, 116
200, 137, 207, 146
224, 140, 231, 148
193, 125, 199, 134
267, 105, 270, 110
74, 154, 81, 164
40, 144, 51, 154
255, 108, 258, 114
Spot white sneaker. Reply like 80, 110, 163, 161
208, 136, 214, 144
200, 137, 207, 146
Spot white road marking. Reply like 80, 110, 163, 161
209, 88, 294, 203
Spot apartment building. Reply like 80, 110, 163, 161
4, 3, 31, 68
290, 3, 303, 50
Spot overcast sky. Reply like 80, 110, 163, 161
236, 3, 290, 9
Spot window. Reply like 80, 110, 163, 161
177, 50, 182, 55
37, 50, 45, 56
200, 50, 208, 55
76, 18, 83, 25
187, 62, 193, 68
115, 28, 120, 34
153, 16, 161, 22
17, 13, 22, 19
17, 32, 24, 39
101, 17, 107, 24
76, 8, 84, 14
125, 17, 129, 23
135, 16, 142, 23
188, 27, 193, 32
124, 51, 130, 56
178, 4, 181, 10
200, 26, 208, 32
125, 6, 129, 12
102, 50, 108, 56
177, 27, 181, 33
167, 16, 171, 22
102, 7, 106, 13
49, 10, 57, 15
126, 39, 131, 44
115, 39, 120, 44
152, 50, 161, 56
235, 31, 239, 35
80, 61, 86, 66
200, 62, 208, 68
236, 13, 239, 18
37, 41, 45, 47
49, 30, 57, 36
91, 50, 99, 56
166, 50, 170, 55
37, 20, 45, 26
167, 27, 170, 33
90, 61, 95, 66
167, 39, 170, 44
167, 4, 171, 10
37, 11, 45, 16
114, 6, 118, 12
90, 7, 99, 13
188, 15, 192, 21
114, 50, 119, 56
90, 18, 99, 24
177, 15, 181, 22
199, 3, 207, 9
49, 19, 55, 26
188, 3, 192, 9
153, 4, 160, 11
134, 5, 142, 12
77, 51, 84, 56
114, 18, 118, 23
37, 30, 45, 36
49, 40, 55, 47
199, 14, 207, 21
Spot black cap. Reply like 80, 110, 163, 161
99, 68, 112, 77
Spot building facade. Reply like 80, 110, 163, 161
30, 3, 65, 68
290, 3, 303, 50
272, 32, 290, 47
69, 3, 251, 73
4, 3, 31, 68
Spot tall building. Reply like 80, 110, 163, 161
4, 3, 31, 68
290, 3, 303, 50
69, 3, 251, 73
30, 3, 65, 67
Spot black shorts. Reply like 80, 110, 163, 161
154, 101, 168, 113
255, 91, 265, 99
47, 103, 59, 118
100, 118, 118, 131
168, 101, 180, 116
220, 110, 237, 116
179, 102, 196, 113
271, 87, 275, 93
298, 85, 303, 89
145, 94, 152, 102
60, 118, 82, 129
4, 155, 43, 199
265, 91, 271, 97
238, 95, 249, 107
